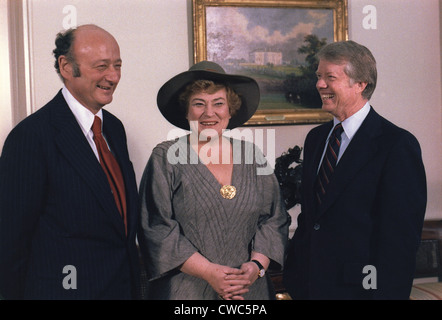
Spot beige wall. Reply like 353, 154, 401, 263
1, 0, 441, 220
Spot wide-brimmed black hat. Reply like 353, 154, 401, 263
157, 61, 260, 130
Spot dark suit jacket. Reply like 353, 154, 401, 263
0, 90, 140, 299
283, 107, 427, 299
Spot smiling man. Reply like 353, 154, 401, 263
283, 40, 427, 300
58, 25, 122, 113
0, 25, 140, 299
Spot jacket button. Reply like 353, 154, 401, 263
313, 223, 320, 231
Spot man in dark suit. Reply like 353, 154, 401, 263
0, 24, 140, 299
283, 41, 427, 299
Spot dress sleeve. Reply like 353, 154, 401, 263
138, 143, 198, 280
251, 145, 290, 270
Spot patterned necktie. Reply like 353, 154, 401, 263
92, 116, 127, 234
315, 123, 344, 205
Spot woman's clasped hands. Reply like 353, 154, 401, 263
181, 252, 267, 300
204, 261, 262, 300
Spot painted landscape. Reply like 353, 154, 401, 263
206, 7, 334, 110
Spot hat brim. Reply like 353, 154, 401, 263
157, 69, 260, 130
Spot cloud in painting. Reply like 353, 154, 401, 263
206, 7, 332, 61
307, 9, 329, 28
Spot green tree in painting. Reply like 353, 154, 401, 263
284, 34, 327, 108
298, 34, 327, 72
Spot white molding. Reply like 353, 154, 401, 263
22, 0, 35, 115
0, 0, 13, 149
7, 0, 32, 124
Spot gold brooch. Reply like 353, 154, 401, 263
220, 185, 236, 199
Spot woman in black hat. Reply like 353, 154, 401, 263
138, 61, 289, 300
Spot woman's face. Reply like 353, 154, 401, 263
186, 88, 231, 137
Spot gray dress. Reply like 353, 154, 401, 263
138, 136, 289, 299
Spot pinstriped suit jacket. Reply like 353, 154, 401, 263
0, 90, 140, 299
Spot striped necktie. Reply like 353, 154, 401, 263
315, 123, 344, 205
92, 116, 127, 235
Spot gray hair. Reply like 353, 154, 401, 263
317, 40, 377, 100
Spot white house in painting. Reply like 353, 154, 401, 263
249, 50, 282, 65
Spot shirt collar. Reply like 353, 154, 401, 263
62, 85, 103, 135
334, 102, 371, 140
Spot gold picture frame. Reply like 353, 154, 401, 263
193, 0, 348, 126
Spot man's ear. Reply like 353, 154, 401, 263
58, 55, 72, 79
358, 82, 368, 93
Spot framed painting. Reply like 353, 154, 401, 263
193, 0, 348, 126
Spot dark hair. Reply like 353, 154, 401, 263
52, 28, 80, 79
179, 80, 241, 117
317, 40, 377, 100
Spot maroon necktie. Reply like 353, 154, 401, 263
315, 123, 344, 205
92, 116, 127, 234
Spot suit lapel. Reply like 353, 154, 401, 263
316, 108, 382, 217
302, 122, 332, 216
51, 91, 126, 237
310, 123, 333, 181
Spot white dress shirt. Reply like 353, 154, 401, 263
317, 102, 371, 172
62, 85, 103, 161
